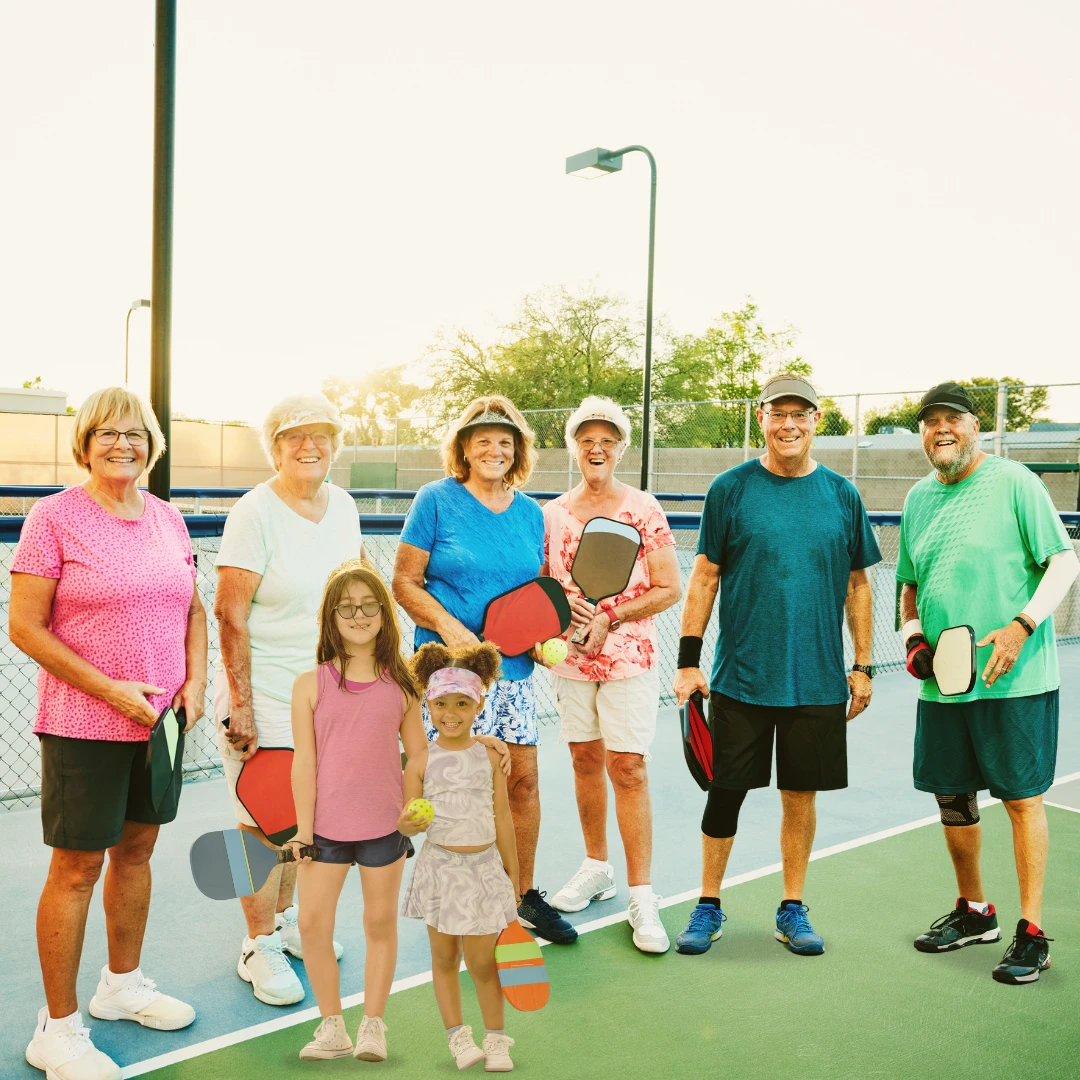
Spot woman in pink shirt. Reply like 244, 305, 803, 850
9, 387, 206, 1080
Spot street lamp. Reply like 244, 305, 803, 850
125, 298, 151, 386
566, 144, 657, 490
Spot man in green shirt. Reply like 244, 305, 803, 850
897, 382, 1079, 985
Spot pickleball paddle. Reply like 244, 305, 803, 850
569, 517, 642, 644
680, 691, 712, 791
933, 624, 977, 696
235, 747, 298, 846
495, 919, 549, 1010
480, 577, 571, 657
146, 706, 185, 812
190, 829, 318, 900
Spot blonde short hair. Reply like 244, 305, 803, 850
441, 396, 537, 488
71, 387, 166, 473
261, 392, 344, 469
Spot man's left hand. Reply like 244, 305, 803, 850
978, 622, 1029, 686
846, 670, 872, 721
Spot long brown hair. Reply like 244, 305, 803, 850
316, 559, 419, 699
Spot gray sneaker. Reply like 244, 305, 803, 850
551, 860, 617, 913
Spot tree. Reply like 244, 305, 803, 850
22, 376, 44, 389
323, 365, 423, 447
815, 397, 851, 436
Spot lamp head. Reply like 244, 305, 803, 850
130, 298, 151, 311
565, 147, 624, 179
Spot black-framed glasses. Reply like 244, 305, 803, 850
91, 428, 150, 446
334, 601, 383, 620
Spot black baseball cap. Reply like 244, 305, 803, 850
917, 382, 975, 421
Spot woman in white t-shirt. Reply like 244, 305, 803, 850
214, 393, 362, 1007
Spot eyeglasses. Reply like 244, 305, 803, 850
280, 430, 332, 448
334, 601, 383, 620
91, 428, 150, 446
764, 409, 816, 425
578, 437, 620, 452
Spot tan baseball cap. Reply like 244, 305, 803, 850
759, 375, 818, 409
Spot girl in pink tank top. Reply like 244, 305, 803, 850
283, 560, 426, 1062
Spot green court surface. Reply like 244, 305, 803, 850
137, 804, 1080, 1080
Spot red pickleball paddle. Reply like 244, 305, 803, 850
235, 747, 297, 846
480, 577, 571, 657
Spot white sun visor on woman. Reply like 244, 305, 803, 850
273, 410, 344, 439
566, 396, 632, 445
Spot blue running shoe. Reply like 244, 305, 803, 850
775, 902, 824, 955
675, 904, 726, 954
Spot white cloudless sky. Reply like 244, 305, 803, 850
1, 1, 1078, 424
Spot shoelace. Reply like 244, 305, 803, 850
780, 904, 813, 935
57, 1016, 93, 1057
316, 1016, 345, 1043
358, 1016, 385, 1041
258, 940, 294, 976
629, 894, 662, 927
449, 1028, 477, 1056
485, 1034, 515, 1054
123, 975, 159, 1008
563, 866, 607, 894
1002, 931, 1054, 960
528, 891, 561, 918
928, 908, 970, 931
687, 906, 726, 932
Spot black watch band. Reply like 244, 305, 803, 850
851, 664, 873, 678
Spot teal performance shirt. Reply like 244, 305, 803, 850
896, 455, 1072, 703
698, 460, 882, 707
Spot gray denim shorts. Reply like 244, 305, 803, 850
313, 829, 414, 866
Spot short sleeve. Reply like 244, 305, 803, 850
639, 494, 675, 554
895, 513, 916, 585
400, 482, 439, 553
542, 503, 552, 564
531, 499, 545, 566
846, 486, 882, 571
696, 476, 726, 568
1014, 469, 1072, 566
160, 501, 196, 581
11, 500, 63, 579
216, 493, 269, 575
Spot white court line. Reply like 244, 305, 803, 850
120, 769, 1080, 1079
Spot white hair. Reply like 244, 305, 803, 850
565, 395, 632, 455
260, 391, 344, 469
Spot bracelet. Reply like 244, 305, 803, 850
1013, 615, 1035, 637
677, 635, 703, 669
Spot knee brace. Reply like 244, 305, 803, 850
935, 792, 980, 826
702, 788, 748, 839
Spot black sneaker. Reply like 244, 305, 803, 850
914, 898, 1001, 952
992, 920, 1052, 984
518, 889, 578, 944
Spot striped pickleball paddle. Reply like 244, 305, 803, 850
495, 919, 549, 1011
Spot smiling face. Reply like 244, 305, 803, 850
275, 423, 333, 484
573, 419, 623, 483
920, 406, 980, 478
85, 411, 150, 485
427, 692, 484, 740
462, 425, 516, 484
757, 396, 820, 466
333, 582, 383, 654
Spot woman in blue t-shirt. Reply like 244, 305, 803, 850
393, 395, 577, 945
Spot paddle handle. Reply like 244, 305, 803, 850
278, 844, 320, 864
570, 595, 599, 645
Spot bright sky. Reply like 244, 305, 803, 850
1, 1, 1078, 424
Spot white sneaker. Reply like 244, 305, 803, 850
551, 860, 617, 913
448, 1025, 485, 1070
276, 904, 344, 961
298, 1014, 353, 1060
628, 892, 670, 954
88, 966, 195, 1031
25, 1007, 120, 1080
354, 1014, 388, 1061
237, 932, 305, 1005
482, 1032, 515, 1072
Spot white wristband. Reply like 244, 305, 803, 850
901, 619, 924, 647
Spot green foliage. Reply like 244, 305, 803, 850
863, 396, 921, 435
323, 366, 423, 447
863, 379, 1049, 436
815, 397, 851, 436
22, 376, 44, 389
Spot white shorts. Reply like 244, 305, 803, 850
550, 666, 660, 759
214, 678, 293, 828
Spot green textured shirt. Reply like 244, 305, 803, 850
896, 454, 1071, 702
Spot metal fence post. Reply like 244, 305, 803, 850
742, 399, 751, 461
994, 383, 1006, 457
647, 401, 656, 491
852, 394, 861, 484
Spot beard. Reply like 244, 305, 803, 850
927, 433, 978, 478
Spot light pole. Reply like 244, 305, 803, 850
125, 299, 151, 385
566, 145, 657, 491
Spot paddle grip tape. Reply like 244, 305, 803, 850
678, 636, 704, 669
906, 637, 934, 680
702, 787, 748, 839
935, 792, 979, 827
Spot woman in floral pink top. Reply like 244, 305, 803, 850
10, 388, 206, 1080
540, 397, 681, 956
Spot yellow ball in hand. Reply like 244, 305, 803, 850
542, 638, 569, 666
406, 798, 434, 825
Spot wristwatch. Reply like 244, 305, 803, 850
851, 664, 873, 678
599, 601, 622, 630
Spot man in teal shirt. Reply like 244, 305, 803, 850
898, 382, 1079, 985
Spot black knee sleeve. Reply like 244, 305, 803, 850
935, 792, 980, 826
702, 788, 748, 839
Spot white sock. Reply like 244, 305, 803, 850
584, 856, 613, 873
628, 884, 654, 904
105, 966, 140, 988
43, 1010, 81, 1035
966, 898, 990, 915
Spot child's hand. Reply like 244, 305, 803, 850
397, 805, 430, 837
282, 837, 315, 863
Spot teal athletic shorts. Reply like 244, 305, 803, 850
913, 690, 1058, 802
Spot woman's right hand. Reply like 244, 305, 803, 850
107, 681, 166, 727
437, 618, 481, 650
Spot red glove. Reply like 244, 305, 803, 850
906, 636, 934, 680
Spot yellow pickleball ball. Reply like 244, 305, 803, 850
542, 638, 569, 666
406, 798, 434, 825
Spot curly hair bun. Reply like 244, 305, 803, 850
409, 641, 502, 691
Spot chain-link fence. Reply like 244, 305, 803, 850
4, 518, 1079, 811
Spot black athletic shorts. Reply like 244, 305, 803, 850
39, 733, 184, 851
314, 830, 415, 867
709, 692, 848, 792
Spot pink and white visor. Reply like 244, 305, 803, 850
426, 667, 484, 702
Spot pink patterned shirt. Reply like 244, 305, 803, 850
12, 486, 196, 742
542, 486, 675, 682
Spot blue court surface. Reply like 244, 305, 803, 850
4, 650, 1079, 1078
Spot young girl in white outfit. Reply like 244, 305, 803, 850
399, 642, 520, 1073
